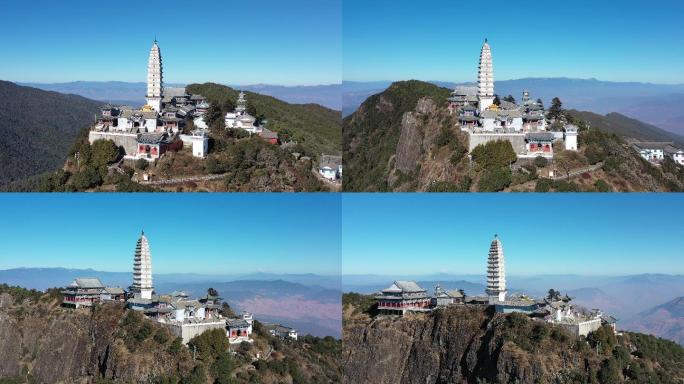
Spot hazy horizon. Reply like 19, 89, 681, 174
0, 266, 338, 277
343, 0, 684, 84
342, 77, 684, 87
17, 80, 343, 88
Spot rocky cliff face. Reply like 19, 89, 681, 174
343, 304, 684, 384
389, 97, 469, 191
342, 80, 456, 191
344, 306, 574, 383
0, 288, 342, 384
0, 293, 193, 383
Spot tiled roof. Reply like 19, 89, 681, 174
227, 319, 250, 328
386, 280, 426, 293
525, 132, 555, 141
138, 133, 165, 144
104, 287, 125, 295
319, 154, 342, 169
259, 128, 278, 140
452, 86, 478, 96
631, 141, 673, 150
73, 278, 105, 289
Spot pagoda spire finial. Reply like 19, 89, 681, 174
485, 37, 488, 43
141, 228, 145, 236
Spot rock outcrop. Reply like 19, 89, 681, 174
343, 305, 684, 384
0, 301, 193, 383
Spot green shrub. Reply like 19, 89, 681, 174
594, 179, 611, 192
435, 127, 454, 147
534, 156, 548, 168
532, 178, 551, 192
205, 157, 227, 174
188, 328, 230, 362
531, 323, 549, 343
553, 180, 580, 192
597, 357, 621, 384
211, 353, 234, 384
136, 158, 149, 170
153, 329, 170, 345
134, 322, 153, 342
169, 337, 184, 355
90, 139, 121, 168
471, 140, 516, 171
70, 166, 103, 190
584, 144, 605, 165
181, 364, 206, 384
477, 168, 512, 192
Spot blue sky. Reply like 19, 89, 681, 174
0, 0, 341, 85
343, 0, 684, 84
0, 194, 340, 275
342, 194, 684, 276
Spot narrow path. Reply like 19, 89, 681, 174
138, 173, 228, 185
264, 345, 274, 360
552, 162, 603, 180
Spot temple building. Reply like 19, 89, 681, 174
431, 284, 464, 307
62, 278, 106, 308
263, 323, 298, 340
225, 91, 260, 132
540, 298, 605, 337
631, 142, 684, 164
130, 231, 154, 300
62, 278, 126, 308
447, 39, 580, 158
525, 132, 556, 156
224, 91, 279, 144
564, 125, 579, 151
101, 287, 126, 302
666, 145, 684, 165
447, 86, 478, 110
486, 235, 507, 303
226, 312, 255, 344
319, 154, 343, 181
376, 281, 432, 315
89, 40, 209, 160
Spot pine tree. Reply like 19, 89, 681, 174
549, 97, 563, 120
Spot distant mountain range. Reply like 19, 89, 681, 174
0, 81, 101, 186
342, 78, 684, 136
343, 273, 684, 344
623, 296, 684, 345
0, 267, 341, 337
22, 81, 342, 111
567, 109, 684, 148
0, 267, 340, 290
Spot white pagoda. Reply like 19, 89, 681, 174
486, 234, 507, 303
477, 38, 495, 112
130, 231, 154, 299
146, 40, 163, 112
